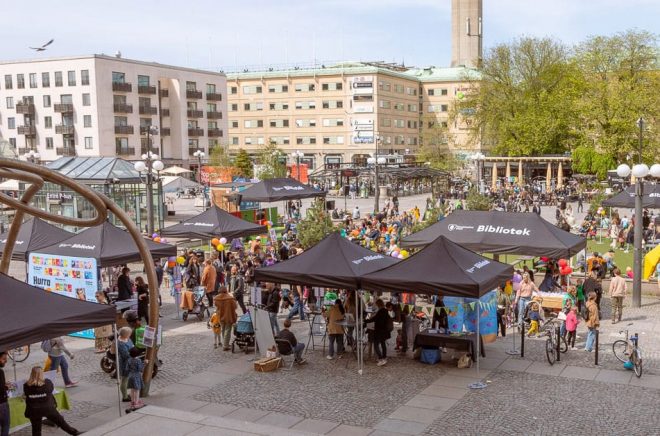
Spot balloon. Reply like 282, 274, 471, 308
167, 261, 175, 268
176, 256, 185, 265
512, 273, 522, 283
211, 238, 220, 246
161, 238, 168, 243
219, 237, 227, 245
152, 233, 159, 239
565, 267, 573, 275
216, 244, 225, 251
154, 236, 161, 243
540, 257, 549, 262
391, 252, 398, 257
558, 259, 567, 268
400, 250, 409, 258
398, 254, 404, 259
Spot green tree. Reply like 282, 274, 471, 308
256, 142, 287, 179
466, 187, 491, 211
571, 145, 616, 179
296, 198, 337, 249
234, 148, 254, 179
458, 37, 583, 156
208, 144, 232, 168
418, 114, 461, 171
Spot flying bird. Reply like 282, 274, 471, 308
29, 39, 54, 52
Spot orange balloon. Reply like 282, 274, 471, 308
211, 238, 220, 246
154, 236, 161, 243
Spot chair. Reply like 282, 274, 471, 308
275, 338, 296, 370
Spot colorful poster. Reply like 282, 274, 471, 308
444, 290, 498, 343
28, 253, 99, 339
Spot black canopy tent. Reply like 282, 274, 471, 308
253, 232, 398, 289
236, 177, 326, 202
34, 221, 177, 267
0, 273, 115, 351
0, 218, 73, 261
160, 205, 267, 240
362, 235, 513, 298
602, 184, 660, 209
402, 210, 586, 258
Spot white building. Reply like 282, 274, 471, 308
0, 54, 227, 167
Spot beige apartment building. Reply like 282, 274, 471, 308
0, 55, 227, 166
226, 62, 479, 169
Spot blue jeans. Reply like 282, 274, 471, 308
49, 355, 73, 385
329, 334, 344, 357
293, 343, 305, 361
287, 297, 306, 321
269, 311, 280, 335
517, 297, 531, 325
0, 401, 9, 436
585, 327, 597, 351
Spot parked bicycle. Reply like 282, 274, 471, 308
612, 323, 642, 378
542, 319, 567, 365
8, 345, 30, 362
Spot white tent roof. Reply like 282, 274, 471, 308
161, 176, 201, 193
162, 165, 193, 175
0, 179, 20, 191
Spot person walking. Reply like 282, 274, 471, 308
201, 259, 218, 310
286, 285, 306, 321
0, 351, 11, 436
23, 366, 80, 435
117, 267, 133, 302
126, 348, 145, 410
215, 286, 238, 351
228, 266, 246, 314
366, 299, 391, 367
45, 338, 77, 388
584, 292, 600, 352
325, 299, 346, 360
496, 285, 511, 337
185, 256, 201, 290
609, 267, 627, 324
264, 283, 281, 335
116, 327, 134, 402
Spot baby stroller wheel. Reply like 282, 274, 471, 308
197, 311, 205, 321
182, 312, 189, 321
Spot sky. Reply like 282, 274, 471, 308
2, 0, 658, 72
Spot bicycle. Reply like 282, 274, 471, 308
541, 319, 567, 365
612, 323, 642, 378
8, 344, 30, 363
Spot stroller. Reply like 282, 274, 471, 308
182, 286, 210, 321
231, 312, 255, 353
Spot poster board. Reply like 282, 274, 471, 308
28, 253, 99, 339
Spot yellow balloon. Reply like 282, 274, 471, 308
216, 244, 225, 251
401, 250, 409, 258
176, 256, 185, 265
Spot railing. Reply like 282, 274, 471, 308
115, 146, 135, 156
17, 125, 36, 135
140, 146, 160, 155
188, 148, 202, 155
161, 128, 171, 136
161, 108, 170, 117
208, 128, 223, 138
186, 90, 202, 99
188, 128, 204, 136
114, 125, 134, 134
187, 109, 204, 118
138, 85, 157, 94
16, 103, 35, 115
55, 125, 75, 135
56, 147, 76, 156
207, 111, 223, 119
54, 103, 74, 113
206, 92, 223, 101
139, 106, 158, 115
112, 82, 132, 92
160, 89, 169, 97
113, 103, 133, 113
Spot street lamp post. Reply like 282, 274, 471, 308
193, 149, 207, 208
615, 117, 658, 308
291, 150, 304, 181
367, 137, 386, 213
134, 141, 164, 235
471, 152, 485, 194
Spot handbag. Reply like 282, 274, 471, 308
557, 311, 567, 321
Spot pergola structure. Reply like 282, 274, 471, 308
481, 155, 572, 191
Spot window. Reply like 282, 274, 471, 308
6, 97, 13, 109
269, 136, 290, 145
394, 103, 405, 111
8, 138, 16, 148
295, 101, 316, 110
441, 121, 448, 128
270, 119, 289, 128
407, 137, 418, 146
207, 103, 217, 112
186, 81, 197, 91
206, 83, 216, 94
84, 115, 92, 127
43, 95, 51, 107
380, 118, 391, 127
45, 116, 52, 128
244, 120, 263, 128
268, 84, 288, 93
441, 88, 448, 96
322, 100, 342, 109
84, 137, 93, 149
17, 74, 25, 89
4, 75, 12, 89
295, 119, 317, 128
60, 94, 73, 104
8, 118, 15, 129
407, 120, 418, 129
243, 102, 263, 111
322, 136, 344, 145
379, 100, 391, 109
114, 116, 128, 126
394, 84, 404, 93
322, 118, 343, 127
113, 95, 127, 105
394, 119, 405, 128
295, 83, 315, 92
378, 81, 391, 92
116, 137, 129, 150
428, 89, 434, 96
230, 86, 237, 94
67, 71, 76, 86
321, 82, 342, 91
230, 104, 238, 111
79, 69, 89, 85
139, 97, 151, 108
408, 104, 417, 112
188, 139, 199, 148
296, 136, 317, 145
29, 73, 37, 88
231, 121, 238, 128
138, 75, 150, 87
269, 102, 289, 111
232, 137, 239, 145
82, 93, 91, 106
395, 135, 405, 145
46, 137, 54, 149
405, 87, 417, 96
208, 121, 218, 130
353, 95, 373, 102
242, 85, 262, 94
111, 72, 125, 84
55, 71, 63, 86
440, 104, 448, 112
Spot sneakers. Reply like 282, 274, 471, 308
326, 355, 334, 360
377, 359, 387, 366
570, 346, 578, 351
295, 358, 307, 365
65, 381, 78, 388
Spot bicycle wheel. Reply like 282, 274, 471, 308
612, 340, 629, 363
545, 338, 556, 365
559, 335, 568, 354
9, 345, 30, 363
632, 349, 643, 378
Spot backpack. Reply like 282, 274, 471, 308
41, 339, 53, 353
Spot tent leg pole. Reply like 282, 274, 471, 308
469, 300, 487, 390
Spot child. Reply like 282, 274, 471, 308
625, 266, 633, 279
575, 278, 585, 314
527, 302, 541, 337
565, 306, 579, 350
209, 309, 221, 349
127, 347, 145, 409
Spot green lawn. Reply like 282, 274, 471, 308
586, 239, 634, 271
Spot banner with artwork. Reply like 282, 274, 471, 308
28, 253, 99, 339
444, 290, 498, 343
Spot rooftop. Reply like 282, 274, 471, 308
46, 157, 142, 183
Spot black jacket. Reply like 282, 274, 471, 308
24, 379, 57, 419
583, 278, 602, 296
265, 289, 281, 313
117, 275, 132, 301
368, 307, 391, 341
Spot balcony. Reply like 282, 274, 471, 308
161, 128, 170, 136
160, 89, 169, 98
187, 109, 203, 118
113, 103, 133, 113
17, 125, 36, 136
188, 127, 204, 136
114, 125, 134, 135
188, 148, 202, 156
138, 85, 157, 95
54, 103, 74, 114
56, 147, 76, 157
55, 125, 75, 135
206, 92, 223, 101
140, 146, 160, 155
186, 90, 202, 99
208, 128, 223, 138
112, 82, 132, 92
139, 106, 158, 115
161, 108, 170, 117
16, 103, 35, 115
115, 146, 135, 156
207, 111, 223, 120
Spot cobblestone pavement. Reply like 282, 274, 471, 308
424, 370, 660, 436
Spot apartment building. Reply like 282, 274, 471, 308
0, 55, 227, 165
226, 62, 479, 169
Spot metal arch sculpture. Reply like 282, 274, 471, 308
0, 158, 160, 395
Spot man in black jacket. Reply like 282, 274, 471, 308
264, 283, 281, 335
583, 271, 603, 315
117, 267, 132, 302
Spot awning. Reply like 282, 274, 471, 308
237, 178, 326, 202
160, 205, 267, 240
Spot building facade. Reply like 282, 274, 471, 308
0, 55, 227, 166
226, 62, 480, 170
451, 0, 483, 68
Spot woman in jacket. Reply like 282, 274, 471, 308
135, 276, 149, 324
584, 292, 600, 352
365, 299, 391, 367
116, 267, 133, 301
186, 256, 201, 289
24, 366, 80, 435
325, 299, 346, 360
609, 267, 627, 324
